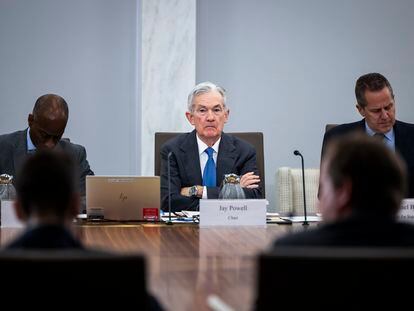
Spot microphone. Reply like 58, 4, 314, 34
293, 150, 309, 226
167, 151, 173, 225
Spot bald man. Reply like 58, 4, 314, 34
0, 94, 94, 211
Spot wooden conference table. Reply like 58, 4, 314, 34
0, 221, 310, 311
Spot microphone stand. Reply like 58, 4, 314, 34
167, 152, 173, 225
294, 150, 309, 226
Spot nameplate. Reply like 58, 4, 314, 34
398, 199, 414, 223
1, 200, 24, 228
199, 199, 267, 227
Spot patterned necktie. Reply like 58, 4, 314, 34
203, 147, 216, 187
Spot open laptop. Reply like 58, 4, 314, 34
86, 176, 160, 221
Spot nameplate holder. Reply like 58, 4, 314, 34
199, 199, 267, 227
398, 199, 414, 223
1, 200, 24, 228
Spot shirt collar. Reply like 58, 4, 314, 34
26, 128, 36, 152
196, 135, 221, 156
365, 121, 394, 142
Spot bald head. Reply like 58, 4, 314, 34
33, 94, 68, 119
28, 94, 69, 150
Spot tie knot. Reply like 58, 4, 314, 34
373, 133, 385, 140
205, 147, 214, 158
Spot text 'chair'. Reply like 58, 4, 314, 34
255, 247, 414, 310
276, 167, 319, 215
154, 132, 265, 197
0, 249, 148, 308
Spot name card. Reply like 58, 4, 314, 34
1, 200, 24, 228
398, 199, 414, 223
199, 199, 267, 227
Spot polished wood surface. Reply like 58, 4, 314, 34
0, 223, 307, 310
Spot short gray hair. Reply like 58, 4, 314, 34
187, 81, 227, 112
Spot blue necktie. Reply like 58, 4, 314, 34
203, 147, 216, 187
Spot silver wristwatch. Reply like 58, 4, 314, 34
189, 185, 198, 197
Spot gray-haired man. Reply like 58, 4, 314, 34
160, 82, 262, 212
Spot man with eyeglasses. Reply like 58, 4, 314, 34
160, 81, 262, 212
321, 73, 414, 198
0, 94, 94, 212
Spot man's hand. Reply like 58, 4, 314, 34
181, 187, 191, 196
240, 172, 260, 188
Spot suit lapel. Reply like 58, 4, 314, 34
394, 120, 409, 157
216, 133, 236, 187
180, 130, 203, 185
13, 129, 29, 174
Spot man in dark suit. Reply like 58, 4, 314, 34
0, 94, 93, 211
160, 82, 262, 212
322, 73, 414, 197
275, 134, 414, 246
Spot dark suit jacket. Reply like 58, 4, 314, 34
6, 224, 83, 249
321, 119, 414, 197
160, 130, 263, 212
0, 129, 94, 196
274, 214, 414, 247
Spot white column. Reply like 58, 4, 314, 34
141, 0, 195, 175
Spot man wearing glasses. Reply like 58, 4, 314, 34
160, 81, 262, 212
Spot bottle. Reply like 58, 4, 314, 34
218, 173, 246, 199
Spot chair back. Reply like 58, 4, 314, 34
0, 249, 147, 307
154, 132, 265, 197
276, 167, 319, 215
325, 124, 337, 132
255, 246, 414, 310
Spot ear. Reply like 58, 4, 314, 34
356, 104, 365, 117
335, 179, 352, 216
13, 200, 29, 222
224, 109, 230, 124
28, 114, 34, 127
185, 111, 195, 126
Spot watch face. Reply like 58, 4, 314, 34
190, 186, 197, 196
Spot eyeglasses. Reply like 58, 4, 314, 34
194, 106, 226, 116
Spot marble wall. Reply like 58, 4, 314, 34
141, 0, 195, 175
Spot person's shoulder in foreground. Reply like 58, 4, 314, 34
275, 132, 414, 247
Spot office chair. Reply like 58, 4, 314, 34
0, 249, 148, 307
154, 132, 265, 197
325, 124, 338, 132
255, 246, 414, 310
276, 167, 319, 215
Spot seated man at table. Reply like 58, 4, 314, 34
321, 73, 414, 197
274, 133, 414, 247
160, 81, 262, 212
0, 94, 94, 211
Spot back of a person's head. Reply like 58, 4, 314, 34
324, 134, 407, 215
15, 150, 78, 218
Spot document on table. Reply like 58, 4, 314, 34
279, 215, 322, 222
